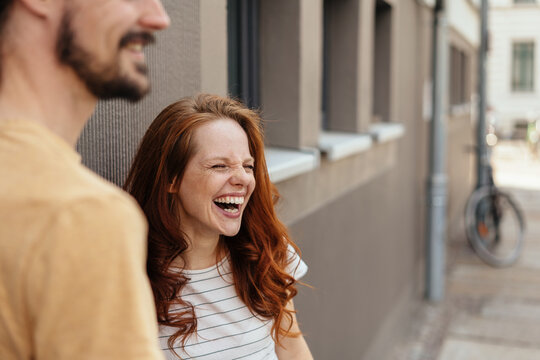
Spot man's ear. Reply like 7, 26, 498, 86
16, 0, 58, 18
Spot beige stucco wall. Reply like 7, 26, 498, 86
200, 0, 228, 96
259, 0, 322, 148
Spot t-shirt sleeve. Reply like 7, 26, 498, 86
25, 195, 164, 360
285, 244, 308, 280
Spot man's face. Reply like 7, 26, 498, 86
56, 0, 169, 101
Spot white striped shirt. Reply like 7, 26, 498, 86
159, 247, 307, 360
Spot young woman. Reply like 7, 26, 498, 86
124, 94, 312, 359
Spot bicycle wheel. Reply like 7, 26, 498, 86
465, 186, 525, 267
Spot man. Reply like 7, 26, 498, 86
0, 0, 170, 359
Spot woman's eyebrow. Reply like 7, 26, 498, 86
206, 156, 255, 163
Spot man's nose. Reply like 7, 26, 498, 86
139, 0, 171, 31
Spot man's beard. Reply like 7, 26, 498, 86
56, 12, 154, 102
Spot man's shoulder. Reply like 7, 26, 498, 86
0, 161, 147, 254
0, 124, 135, 210
3, 152, 137, 214
0, 119, 131, 204
59, 162, 134, 208
38, 167, 146, 237
0, 120, 147, 250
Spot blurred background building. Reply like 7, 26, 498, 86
488, 0, 540, 139
76, 0, 481, 358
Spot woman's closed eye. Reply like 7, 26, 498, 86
210, 163, 254, 173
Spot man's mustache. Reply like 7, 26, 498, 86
119, 32, 156, 49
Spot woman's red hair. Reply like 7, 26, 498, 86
124, 94, 301, 351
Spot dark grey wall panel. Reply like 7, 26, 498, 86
77, 0, 200, 186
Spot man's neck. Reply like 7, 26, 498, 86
0, 50, 97, 147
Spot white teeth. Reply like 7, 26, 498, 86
214, 196, 245, 205
223, 207, 240, 213
127, 43, 143, 52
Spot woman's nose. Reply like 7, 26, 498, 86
230, 166, 253, 186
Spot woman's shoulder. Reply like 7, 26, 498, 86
286, 244, 308, 280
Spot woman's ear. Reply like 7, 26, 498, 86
167, 177, 178, 193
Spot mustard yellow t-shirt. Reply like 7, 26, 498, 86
0, 120, 164, 360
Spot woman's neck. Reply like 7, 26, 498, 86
182, 232, 224, 270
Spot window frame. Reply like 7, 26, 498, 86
227, 0, 260, 109
511, 40, 535, 93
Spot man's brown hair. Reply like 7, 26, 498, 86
0, 1, 14, 38
0, 0, 15, 80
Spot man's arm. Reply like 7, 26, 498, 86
26, 196, 163, 360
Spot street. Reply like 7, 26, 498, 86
391, 140, 540, 360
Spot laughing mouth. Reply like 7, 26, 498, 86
213, 196, 245, 214
119, 32, 155, 51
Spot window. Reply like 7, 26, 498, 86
449, 45, 470, 106
512, 41, 535, 92
322, 0, 390, 133
258, 0, 322, 149
373, 0, 393, 123
227, 0, 260, 108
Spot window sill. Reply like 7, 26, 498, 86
274, 134, 401, 225
369, 122, 405, 143
265, 147, 320, 183
318, 131, 373, 161
450, 103, 471, 117
511, 90, 536, 96
512, 4, 539, 8
416, 0, 436, 9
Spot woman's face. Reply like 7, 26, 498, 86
174, 118, 256, 239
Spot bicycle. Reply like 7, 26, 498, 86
464, 155, 525, 267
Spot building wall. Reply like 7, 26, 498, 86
276, 1, 476, 358
77, 0, 477, 359
447, 111, 476, 242
448, 0, 480, 47
289, 4, 423, 358
488, 1, 540, 137
446, 25, 478, 242
200, 0, 228, 96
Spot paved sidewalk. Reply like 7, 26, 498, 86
390, 141, 540, 360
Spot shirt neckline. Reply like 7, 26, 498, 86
174, 254, 230, 276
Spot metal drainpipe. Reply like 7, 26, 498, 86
476, 0, 489, 188
426, 0, 448, 302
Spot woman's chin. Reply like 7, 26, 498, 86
220, 227, 242, 237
